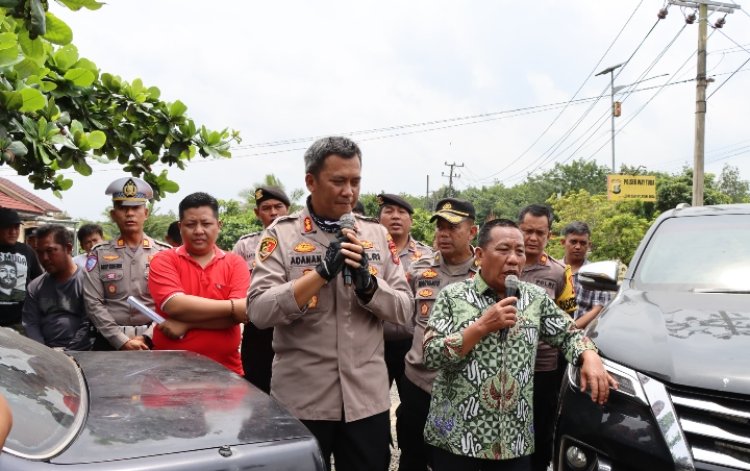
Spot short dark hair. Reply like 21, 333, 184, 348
36, 224, 73, 247
518, 204, 554, 229
179, 192, 219, 220
166, 221, 182, 244
477, 218, 519, 249
304, 136, 362, 176
77, 223, 103, 242
562, 221, 591, 238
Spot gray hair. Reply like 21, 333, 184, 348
304, 136, 362, 176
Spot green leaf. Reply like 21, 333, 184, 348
0, 1, 20, 9
57, 177, 74, 191
7, 141, 28, 158
168, 100, 187, 118
73, 158, 92, 176
0, 32, 17, 49
44, 13, 73, 46
19, 88, 46, 112
0, 45, 20, 68
13, 58, 42, 79
0, 92, 23, 111
64, 67, 95, 87
87, 130, 106, 149
56, 0, 104, 11
18, 31, 44, 60
53, 44, 78, 71
160, 179, 179, 193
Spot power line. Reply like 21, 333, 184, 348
707, 28, 750, 99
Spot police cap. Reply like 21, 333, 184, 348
430, 198, 476, 224
255, 186, 291, 207
106, 177, 153, 206
376, 193, 413, 215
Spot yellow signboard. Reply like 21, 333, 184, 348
607, 174, 656, 201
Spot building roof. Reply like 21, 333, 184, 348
0, 177, 62, 215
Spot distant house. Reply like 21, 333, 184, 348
0, 177, 73, 242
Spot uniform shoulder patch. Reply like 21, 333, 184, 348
257, 237, 278, 261
386, 233, 400, 265
153, 239, 172, 249
354, 213, 380, 224
267, 213, 299, 231
85, 254, 98, 272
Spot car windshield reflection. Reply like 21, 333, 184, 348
0, 328, 87, 459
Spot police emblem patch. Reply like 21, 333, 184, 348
294, 242, 316, 253
369, 266, 378, 276
255, 189, 263, 201
422, 269, 438, 279
304, 217, 313, 233
85, 255, 97, 272
122, 178, 138, 197
420, 302, 430, 317
361, 240, 374, 249
103, 255, 120, 261
418, 289, 433, 298
257, 237, 278, 261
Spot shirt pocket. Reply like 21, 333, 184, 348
413, 287, 437, 328
289, 265, 330, 313
100, 270, 126, 300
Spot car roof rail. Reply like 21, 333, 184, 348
675, 202, 691, 210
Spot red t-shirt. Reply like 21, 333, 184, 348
148, 245, 249, 375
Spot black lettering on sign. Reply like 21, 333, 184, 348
290, 255, 322, 266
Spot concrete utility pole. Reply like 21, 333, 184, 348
595, 62, 626, 173
442, 161, 464, 196
669, 0, 740, 206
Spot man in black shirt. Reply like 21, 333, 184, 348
0, 208, 43, 331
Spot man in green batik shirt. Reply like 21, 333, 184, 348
423, 219, 616, 471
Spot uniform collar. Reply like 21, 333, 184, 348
176, 244, 226, 260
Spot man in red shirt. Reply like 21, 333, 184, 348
148, 192, 249, 375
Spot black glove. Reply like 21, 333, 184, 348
353, 253, 377, 302
315, 240, 346, 282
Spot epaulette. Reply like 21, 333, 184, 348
548, 255, 567, 270
414, 240, 432, 250
266, 213, 300, 230
153, 239, 172, 249
237, 231, 261, 241
90, 240, 109, 252
354, 213, 381, 224
411, 251, 440, 269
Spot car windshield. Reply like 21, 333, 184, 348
634, 214, 750, 292
0, 328, 87, 459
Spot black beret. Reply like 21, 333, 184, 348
430, 198, 476, 224
255, 186, 290, 207
376, 193, 413, 215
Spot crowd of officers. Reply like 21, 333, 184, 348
0, 135, 615, 471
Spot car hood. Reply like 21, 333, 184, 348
52, 351, 310, 465
589, 289, 750, 395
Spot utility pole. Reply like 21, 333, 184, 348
425, 175, 430, 209
668, 0, 740, 206
595, 62, 626, 173
442, 161, 464, 196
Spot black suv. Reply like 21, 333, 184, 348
554, 204, 750, 471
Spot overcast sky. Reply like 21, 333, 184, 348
4, 0, 749, 221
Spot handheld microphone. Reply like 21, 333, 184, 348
338, 213, 357, 286
501, 275, 520, 341
505, 275, 519, 302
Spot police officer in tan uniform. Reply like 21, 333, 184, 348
248, 137, 412, 471
83, 177, 170, 351
398, 198, 479, 471
233, 186, 290, 393
517, 204, 577, 471
377, 193, 432, 392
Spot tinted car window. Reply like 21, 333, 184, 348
635, 214, 750, 291
0, 328, 86, 459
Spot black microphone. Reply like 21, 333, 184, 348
338, 213, 357, 286
502, 275, 520, 341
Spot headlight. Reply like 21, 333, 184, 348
567, 358, 648, 404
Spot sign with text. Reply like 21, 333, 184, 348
607, 174, 656, 201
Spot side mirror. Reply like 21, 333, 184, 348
578, 260, 621, 292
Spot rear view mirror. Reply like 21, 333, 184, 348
578, 260, 621, 292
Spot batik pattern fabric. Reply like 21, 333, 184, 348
422, 274, 596, 460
